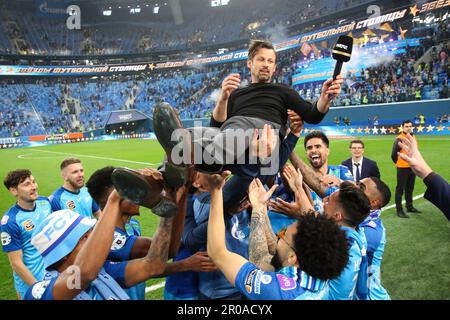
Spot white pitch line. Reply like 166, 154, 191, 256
28, 149, 162, 166
145, 281, 166, 293
382, 193, 425, 211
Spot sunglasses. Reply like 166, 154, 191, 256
276, 227, 298, 255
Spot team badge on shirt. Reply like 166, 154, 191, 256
66, 200, 76, 210
22, 219, 36, 232
31, 280, 51, 300
111, 232, 127, 250
1, 232, 11, 246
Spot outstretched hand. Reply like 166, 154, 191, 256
248, 178, 278, 212
398, 133, 432, 179
203, 171, 232, 191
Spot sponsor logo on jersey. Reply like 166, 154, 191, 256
1, 232, 12, 246
66, 200, 76, 210
22, 219, 36, 232
277, 274, 297, 291
245, 269, 258, 294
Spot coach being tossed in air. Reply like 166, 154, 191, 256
23, 185, 179, 300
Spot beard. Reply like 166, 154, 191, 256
253, 70, 272, 83
68, 178, 84, 190
270, 251, 283, 271
308, 156, 325, 169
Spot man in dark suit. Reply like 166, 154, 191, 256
342, 139, 380, 183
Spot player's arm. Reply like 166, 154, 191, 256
122, 215, 173, 287
211, 73, 240, 125
92, 199, 102, 219
7, 250, 37, 286
51, 190, 122, 300
206, 172, 248, 287
168, 186, 189, 259
289, 151, 327, 198
158, 251, 217, 276
248, 179, 278, 272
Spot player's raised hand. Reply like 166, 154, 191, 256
248, 178, 278, 212
220, 73, 241, 101
203, 171, 231, 191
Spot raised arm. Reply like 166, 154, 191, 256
52, 190, 122, 300
289, 151, 327, 198
211, 73, 240, 126
248, 178, 278, 272
123, 215, 174, 287
206, 172, 248, 286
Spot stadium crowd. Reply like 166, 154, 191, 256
0, 0, 373, 55
1, 28, 449, 304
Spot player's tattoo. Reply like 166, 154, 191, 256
249, 211, 275, 272
145, 217, 173, 263
290, 152, 327, 198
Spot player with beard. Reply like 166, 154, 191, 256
49, 158, 101, 219
269, 131, 354, 216
205, 174, 349, 300
302, 131, 353, 212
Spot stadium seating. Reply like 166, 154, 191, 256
0, 38, 448, 138
0, 0, 373, 55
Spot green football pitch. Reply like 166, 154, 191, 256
0, 136, 449, 300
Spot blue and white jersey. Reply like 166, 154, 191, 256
235, 262, 329, 300
108, 218, 145, 300
360, 210, 390, 300
268, 175, 297, 234
49, 186, 99, 219
194, 192, 250, 299
1, 197, 52, 297
24, 261, 130, 300
329, 226, 368, 300
311, 165, 354, 212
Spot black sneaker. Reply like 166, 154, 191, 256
407, 207, 421, 213
397, 210, 410, 218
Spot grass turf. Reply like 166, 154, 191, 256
0, 135, 449, 300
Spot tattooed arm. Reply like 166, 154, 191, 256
289, 151, 327, 198
247, 179, 278, 272
250, 209, 275, 272
123, 215, 174, 287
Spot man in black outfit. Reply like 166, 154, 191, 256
113, 40, 344, 218
391, 120, 421, 218
154, 40, 343, 176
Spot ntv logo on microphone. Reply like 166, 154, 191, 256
336, 44, 349, 50
66, 5, 81, 30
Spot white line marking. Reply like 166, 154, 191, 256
382, 193, 425, 211
145, 281, 166, 293
29, 149, 162, 166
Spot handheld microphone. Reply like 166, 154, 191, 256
332, 35, 353, 80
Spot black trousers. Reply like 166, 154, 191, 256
395, 167, 416, 210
